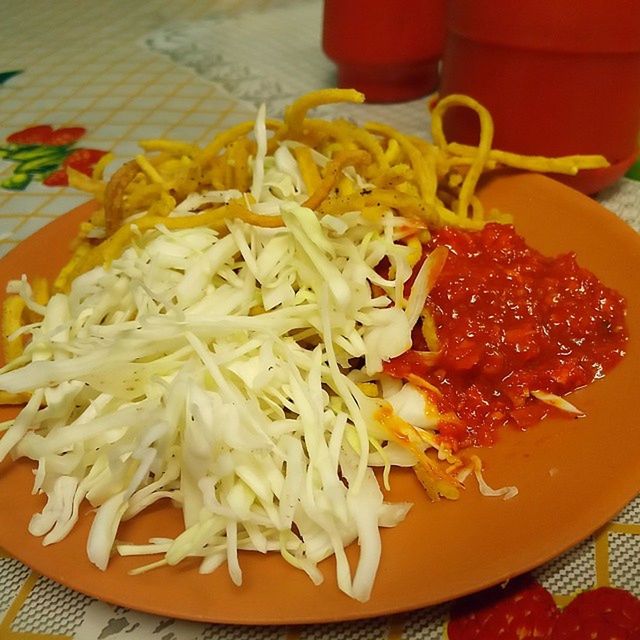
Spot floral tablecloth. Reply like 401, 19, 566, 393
0, 1, 639, 639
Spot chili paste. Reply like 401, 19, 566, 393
384, 223, 628, 450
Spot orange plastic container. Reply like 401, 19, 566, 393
439, 0, 640, 193
322, 0, 445, 103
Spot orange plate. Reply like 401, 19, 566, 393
1, 172, 640, 625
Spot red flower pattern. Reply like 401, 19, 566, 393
447, 576, 640, 640
1, 125, 108, 190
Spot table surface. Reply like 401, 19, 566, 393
1, 1, 639, 639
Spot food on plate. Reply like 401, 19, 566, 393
384, 222, 628, 450
0, 89, 626, 602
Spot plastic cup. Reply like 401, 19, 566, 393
439, 0, 640, 193
322, 0, 445, 103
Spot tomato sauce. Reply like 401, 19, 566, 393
384, 223, 628, 450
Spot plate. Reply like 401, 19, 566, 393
1, 172, 640, 624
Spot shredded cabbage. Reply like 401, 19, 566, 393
0, 107, 447, 601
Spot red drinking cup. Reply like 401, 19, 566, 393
439, 0, 640, 193
322, 0, 445, 103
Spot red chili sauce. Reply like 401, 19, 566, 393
383, 223, 628, 451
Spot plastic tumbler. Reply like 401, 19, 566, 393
439, 0, 640, 193
322, 0, 445, 103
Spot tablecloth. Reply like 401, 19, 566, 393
0, 1, 639, 638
